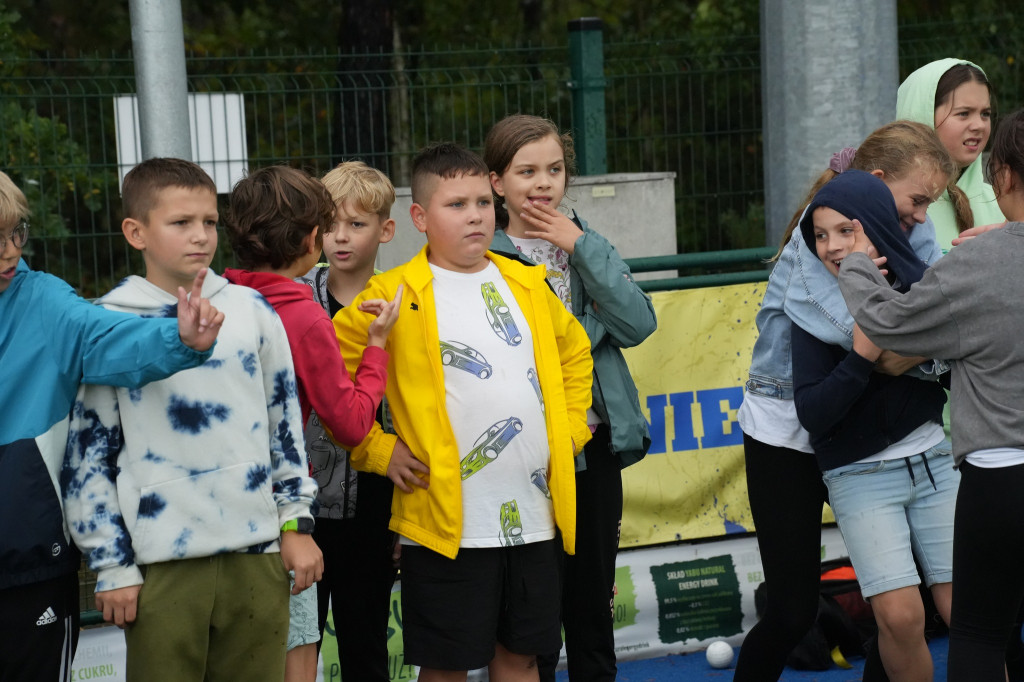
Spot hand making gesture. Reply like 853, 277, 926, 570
176, 268, 225, 352
360, 284, 404, 349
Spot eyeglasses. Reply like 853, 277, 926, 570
0, 221, 28, 251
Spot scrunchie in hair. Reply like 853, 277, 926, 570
829, 147, 858, 174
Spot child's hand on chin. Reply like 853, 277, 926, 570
520, 200, 583, 253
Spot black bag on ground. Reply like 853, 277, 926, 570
753, 558, 876, 671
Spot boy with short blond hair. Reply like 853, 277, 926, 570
321, 160, 396, 219
0, 169, 222, 682
334, 143, 593, 682
296, 160, 400, 682
314, 161, 397, 307
63, 158, 319, 682
222, 164, 399, 682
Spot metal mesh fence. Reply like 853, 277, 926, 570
605, 36, 762, 254
2, 19, 1023, 296
2, 48, 575, 296
899, 18, 1022, 109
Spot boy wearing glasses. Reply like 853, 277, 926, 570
0, 170, 223, 682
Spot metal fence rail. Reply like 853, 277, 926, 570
626, 247, 775, 292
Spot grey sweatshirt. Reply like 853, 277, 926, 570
837, 222, 1024, 465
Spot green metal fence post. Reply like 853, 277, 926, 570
567, 17, 607, 175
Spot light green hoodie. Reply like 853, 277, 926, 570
896, 58, 1005, 252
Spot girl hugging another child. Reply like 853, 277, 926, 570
793, 169, 956, 682
734, 119, 966, 681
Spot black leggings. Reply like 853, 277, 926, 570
948, 461, 1024, 681
537, 425, 622, 682
733, 434, 829, 681
313, 515, 397, 682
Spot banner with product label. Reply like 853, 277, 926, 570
618, 284, 760, 547
605, 527, 849, 664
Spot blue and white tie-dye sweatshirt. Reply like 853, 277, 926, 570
62, 272, 317, 592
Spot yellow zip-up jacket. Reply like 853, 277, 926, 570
333, 247, 593, 558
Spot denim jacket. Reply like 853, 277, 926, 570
490, 215, 657, 470
746, 215, 943, 401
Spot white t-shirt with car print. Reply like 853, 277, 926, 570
507, 235, 572, 312
431, 261, 556, 548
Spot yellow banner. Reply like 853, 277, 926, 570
620, 283, 763, 547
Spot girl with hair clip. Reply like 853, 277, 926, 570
792, 169, 956, 682
897, 58, 1005, 251
734, 120, 968, 681
835, 108, 1024, 682
484, 113, 657, 682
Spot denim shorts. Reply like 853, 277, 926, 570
823, 444, 958, 598
287, 577, 320, 650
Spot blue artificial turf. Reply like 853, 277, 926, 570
556, 635, 949, 681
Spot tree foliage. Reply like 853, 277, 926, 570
0, 5, 106, 243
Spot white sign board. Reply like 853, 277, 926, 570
114, 93, 247, 194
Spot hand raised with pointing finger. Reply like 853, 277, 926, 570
176, 268, 225, 352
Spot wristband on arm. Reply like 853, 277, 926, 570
281, 518, 315, 534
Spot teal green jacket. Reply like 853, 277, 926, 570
490, 215, 656, 470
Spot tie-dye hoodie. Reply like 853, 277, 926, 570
62, 272, 317, 592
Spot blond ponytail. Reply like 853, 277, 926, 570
947, 183, 974, 233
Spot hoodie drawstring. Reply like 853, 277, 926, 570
904, 452, 937, 491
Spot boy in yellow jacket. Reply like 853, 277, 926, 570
334, 142, 592, 682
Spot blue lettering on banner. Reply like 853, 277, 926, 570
645, 386, 744, 454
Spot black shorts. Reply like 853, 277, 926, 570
400, 539, 562, 671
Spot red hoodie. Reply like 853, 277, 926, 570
224, 268, 387, 448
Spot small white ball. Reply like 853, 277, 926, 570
706, 640, 734, 669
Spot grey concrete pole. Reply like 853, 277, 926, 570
129, 0, 191, 161
760, 0, 898, 247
